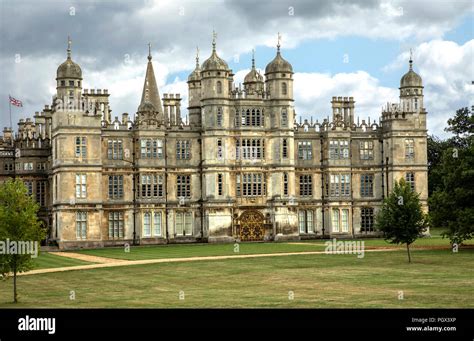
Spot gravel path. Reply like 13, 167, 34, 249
50, 251, 127, 264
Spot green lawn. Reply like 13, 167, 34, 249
72, 233, 462, 261
75, 241, 329, 261
0, 248, 472, 308
32, 252, 94, 269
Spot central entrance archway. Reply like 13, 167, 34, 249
239, 210, 265, 241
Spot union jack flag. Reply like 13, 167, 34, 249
9, 95, 23, 107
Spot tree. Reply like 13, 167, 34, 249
429, 107, 474, 246
427, 135, 450, 195
445, 107, 474, 148
376, 179, 429, 263
0, 179, 46, 303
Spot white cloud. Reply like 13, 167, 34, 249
1, 0, 472, 138
294, 71, 399, 123
384, 39, 474, 136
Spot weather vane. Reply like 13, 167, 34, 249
212, 30, 217, 51
67, 35, 72, 58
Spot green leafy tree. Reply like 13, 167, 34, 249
429, 107, 474, 246
0, 179, 46, 303
427, 135, 450, 195
445, 107, 474, 148
376, 179, 429, 263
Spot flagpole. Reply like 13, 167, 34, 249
9, 95, 12, 129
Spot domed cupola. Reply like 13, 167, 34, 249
265, 39, 293, 75
399, 51, 424, 112
56, 37, 82, 80
201, 33, 229, 72
244, 50, 264, 95
400, 58, 422, 88
264, 34, 294, 100
188, 48, 202, 82
244, 50, 264, 84
55, 37, 83, 105
200, 32, 231, 100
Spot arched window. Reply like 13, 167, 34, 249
282, 82, 287, 95
216, 81, 222, 94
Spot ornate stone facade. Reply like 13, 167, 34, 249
0, 38, 428, 249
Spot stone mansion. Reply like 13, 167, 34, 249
0, 37, 428, 249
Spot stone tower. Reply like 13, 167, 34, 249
263, 39, 298, 239
382, 55, 428, 211
199, 33, 234, 241
51, 38, 104, 247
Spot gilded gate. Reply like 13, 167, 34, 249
239, 210, 265, 241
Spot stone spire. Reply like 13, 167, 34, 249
138, 43, 163, 114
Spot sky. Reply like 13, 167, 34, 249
0, 0, 472, 138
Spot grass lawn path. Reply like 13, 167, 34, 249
20, 247, 405, 277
